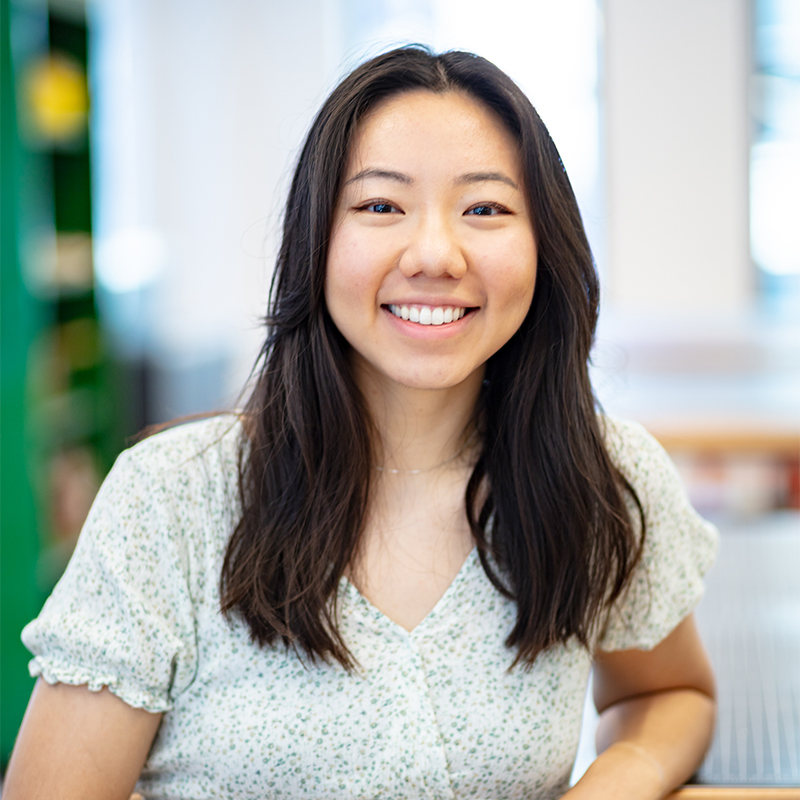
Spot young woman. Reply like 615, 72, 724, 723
5, 47, 717, 800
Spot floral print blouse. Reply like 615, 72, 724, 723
22, 415, 718, 799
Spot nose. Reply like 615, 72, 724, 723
398, 213, 467, 280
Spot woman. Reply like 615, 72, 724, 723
5, 47, 717, 799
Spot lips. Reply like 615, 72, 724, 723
387, 304, 469, 326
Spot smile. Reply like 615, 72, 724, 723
386, 304, 469, 326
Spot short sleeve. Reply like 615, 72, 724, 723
22, 445, 200, 713
597, 417, 719, 652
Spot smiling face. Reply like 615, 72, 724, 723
325, 89, 537, 397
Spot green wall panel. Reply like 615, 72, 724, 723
1, 0, 46, 766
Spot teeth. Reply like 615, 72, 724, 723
388, 305, 468, 326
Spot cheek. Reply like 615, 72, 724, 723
326, 231, 382, 305
486, 244, 537, 347
325, 238, 357, 315
488, 241, 537, 310
324, 247, 384, 346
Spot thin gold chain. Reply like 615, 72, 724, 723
375, 430, 478, 475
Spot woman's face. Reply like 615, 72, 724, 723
325, 89, 537, 395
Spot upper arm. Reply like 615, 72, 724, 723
3, 680, 162, 800
592, 613, 716, 714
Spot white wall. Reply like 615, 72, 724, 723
603, 0, 752, 315
91, 0, 334, 414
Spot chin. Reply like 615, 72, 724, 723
384, 366, 482, 393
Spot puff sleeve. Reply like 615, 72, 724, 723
597, 417, 719, 652
22, 444, 201, 713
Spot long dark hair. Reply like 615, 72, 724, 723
220, 46, 644, 669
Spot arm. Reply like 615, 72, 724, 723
3, 679, 162, 800
565, 614, 716, 800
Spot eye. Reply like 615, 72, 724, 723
358, 202, 402, 214
465, 203, 509, 216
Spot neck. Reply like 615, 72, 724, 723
353, 361, 484, 474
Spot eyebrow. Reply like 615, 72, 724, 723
455, 171, 519, 190
344, 167, 519, 190
344, 168, 412, 186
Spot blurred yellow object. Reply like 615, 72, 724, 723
25, 53, 89, 142
59, 317, 101, 372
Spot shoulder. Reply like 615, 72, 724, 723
122, 414, 244, 476
111, 414, 245, 503
598, 415, 687, 512
89, 414, 245, 543
600, 415, 669, 471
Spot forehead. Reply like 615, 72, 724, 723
344, 89, 522, 179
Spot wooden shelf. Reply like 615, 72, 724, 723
648, 426, 800, 457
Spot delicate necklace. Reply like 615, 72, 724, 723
375, 430, 478, 475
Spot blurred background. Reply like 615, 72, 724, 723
1, 0, 798, 770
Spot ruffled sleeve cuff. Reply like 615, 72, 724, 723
28, 655, 174, 713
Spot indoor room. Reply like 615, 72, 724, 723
1, 0, 798, 796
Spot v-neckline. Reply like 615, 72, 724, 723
342, 546, 479, 637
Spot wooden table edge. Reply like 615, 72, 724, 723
668, 788, 800, 799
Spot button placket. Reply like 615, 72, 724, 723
406, 635, 457, 800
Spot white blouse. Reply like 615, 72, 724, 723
22, 415, 718, 800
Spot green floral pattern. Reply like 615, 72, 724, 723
22, 415, 717, 799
